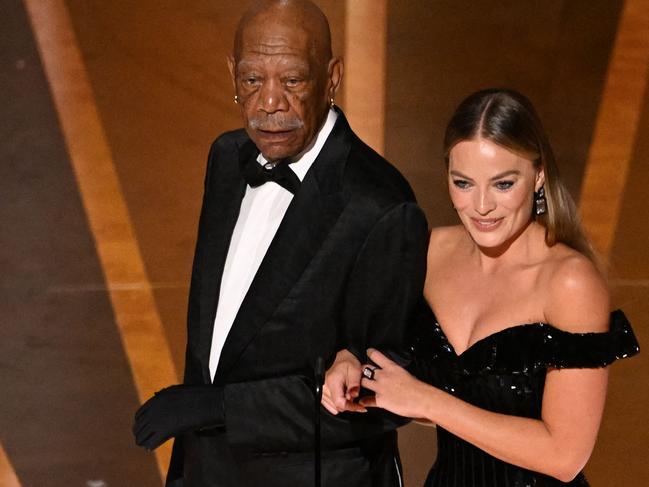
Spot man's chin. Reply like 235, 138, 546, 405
255, 143, 301, 163
248, 129, 307, 161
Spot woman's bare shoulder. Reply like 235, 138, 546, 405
543, 245, 609, 333
428, 226, 467, 256
427, 225, 469, 269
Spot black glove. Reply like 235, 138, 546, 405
133, 384, 224, 450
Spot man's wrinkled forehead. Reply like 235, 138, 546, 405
235, 18, 318, 64
236, 57, 311, 77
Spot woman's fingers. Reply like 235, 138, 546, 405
358, 396, 377, 408
321, 397, 340, 415
366, 348, 393, 368
344, 401, 368, 413
321, 384, 339, 415
321, 382, 367, 414
360, 375, 378, 392
346, 384, 360, 401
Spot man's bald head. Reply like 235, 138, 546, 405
227, 0, 342, 163
233, 0, 332, 63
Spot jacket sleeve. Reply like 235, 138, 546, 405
221, 201, 429, 452
164, 137, 225, 485
341, 201, 429, 362
165, 436, 185, 486
223, 374, 404, 452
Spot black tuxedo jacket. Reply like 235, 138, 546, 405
166, 110, 428, 487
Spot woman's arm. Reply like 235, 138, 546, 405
360, 254, 611, 482
360, 349, 607, 482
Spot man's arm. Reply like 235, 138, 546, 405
324, 201, 428, 413
133, 201, 427, 451
132, 137, 224, 453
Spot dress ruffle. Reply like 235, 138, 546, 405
408, 310, 640, 376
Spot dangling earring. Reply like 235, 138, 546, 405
329, 97, 335, 108
234, 95, 239, 104
534, 186, 547, 215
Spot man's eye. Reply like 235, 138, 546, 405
452, 180, 470, 189
285, 78, 302, 87
243, 76, 260, 86
495, 180, 514, 190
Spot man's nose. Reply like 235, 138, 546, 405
475, 188, 496, 215
257, 79, 288, 114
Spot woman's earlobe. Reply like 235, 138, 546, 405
535, 171, 546, 192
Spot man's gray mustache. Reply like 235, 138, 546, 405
249, 117, 304, 131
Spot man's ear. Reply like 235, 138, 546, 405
227, 55, 236, 91
327, 57, 344, 101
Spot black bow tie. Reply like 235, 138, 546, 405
240, 156, 301, 194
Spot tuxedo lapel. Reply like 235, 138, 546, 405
213, 113, 354, 382
196, 139, 253, 383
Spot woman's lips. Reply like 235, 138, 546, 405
470, 217, 503, 232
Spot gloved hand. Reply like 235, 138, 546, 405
133, 384, 224, 450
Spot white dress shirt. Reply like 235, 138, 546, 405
208, 109, 338, 379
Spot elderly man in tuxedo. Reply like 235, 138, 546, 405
133, 1, 428, 486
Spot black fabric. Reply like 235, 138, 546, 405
223, 375, 404, 452
408, 308, 640, 487
133, 385, 224, 450
164, 108, 429, 487
233, 431, 402, 487
240, 156, 301, 194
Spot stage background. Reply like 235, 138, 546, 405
1, 1, 647, 485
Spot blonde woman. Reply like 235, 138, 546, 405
324, 89, 639, 486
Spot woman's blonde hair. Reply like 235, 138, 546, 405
444, 88, 596, 262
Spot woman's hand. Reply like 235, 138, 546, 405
359, 348, 432, 420
321, 349, 367, 415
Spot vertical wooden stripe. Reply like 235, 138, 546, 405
23, 0, 178, 481
579, 0, 649, 260
0, 443, 22, 487
343, 0, 387, 155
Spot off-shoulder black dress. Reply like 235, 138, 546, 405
408, 309, 640, 487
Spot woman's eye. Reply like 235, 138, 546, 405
452, 179, 470, 189
285, 78, 301, 87
243, 76, 260, 86
495, 180, 514, 190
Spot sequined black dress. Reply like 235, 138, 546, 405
408, 309, 640, 487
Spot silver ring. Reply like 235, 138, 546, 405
362, 366, 376, 381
